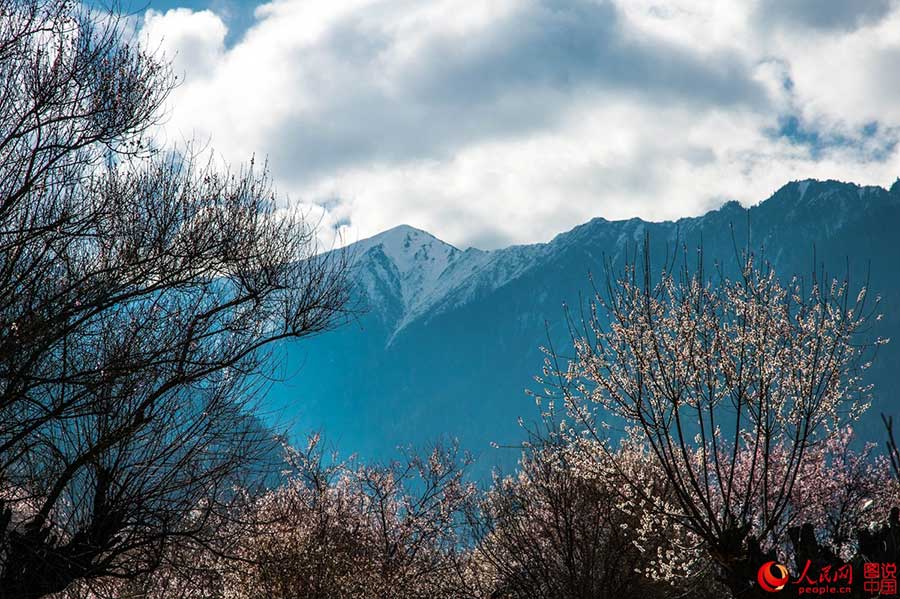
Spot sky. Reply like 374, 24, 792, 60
134, 0, 900, 249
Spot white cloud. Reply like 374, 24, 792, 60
142, 8, 226, 80
140, 0, 900, 250
775, 11, 900, 130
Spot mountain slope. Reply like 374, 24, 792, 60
267, 179, 900, 473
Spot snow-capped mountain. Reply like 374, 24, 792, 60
351, 224, 559, 342
353, 225, 461, 319
352, 225, 477, 341
269, 179, 900, 474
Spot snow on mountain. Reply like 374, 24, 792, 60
798, 179, 811, 200
418, 243, 554, 319
349, 178, 900, 345
350, 224, 565, 342
350, 225, 473, 340
352, 225, 458, 309
275, 178, 900, 474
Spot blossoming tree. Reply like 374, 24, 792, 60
540, 240, 886, 596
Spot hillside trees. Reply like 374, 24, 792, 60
219, 437, 477, 599
467, 438, 707, 599
539, 241, 886, 596
64, 437, 478, 599
0, 1, 350, 597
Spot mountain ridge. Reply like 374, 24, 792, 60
269, 177, 900, 473
352, 177, 898, 342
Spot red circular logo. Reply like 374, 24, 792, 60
758, 561, 790, 592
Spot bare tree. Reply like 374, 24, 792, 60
539, 240, 883, 596
0, 1, 351, 597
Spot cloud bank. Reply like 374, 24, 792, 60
141, 0, 900, 249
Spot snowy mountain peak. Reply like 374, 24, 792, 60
358, 225, 458, 273
352, 225, 464, 334
350, 179, 900, 345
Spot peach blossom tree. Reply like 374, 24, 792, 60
539, 243, 887, 595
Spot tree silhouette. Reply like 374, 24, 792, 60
0, 2, 351, 597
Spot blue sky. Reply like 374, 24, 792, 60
130, 0, 258, 44
133, 0, 900, 249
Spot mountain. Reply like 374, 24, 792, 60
265, 179, 900, 474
